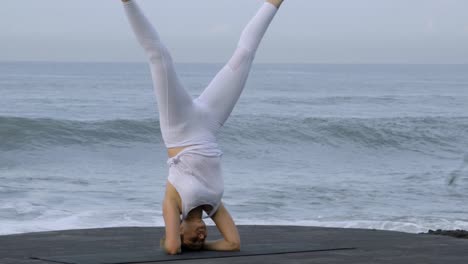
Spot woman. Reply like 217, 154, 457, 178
121, 0, 284, 254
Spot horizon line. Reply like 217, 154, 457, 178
1, 60, 468, 66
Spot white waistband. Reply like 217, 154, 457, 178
166, 143, 223, 167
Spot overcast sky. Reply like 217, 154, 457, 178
1, 0, 467, 64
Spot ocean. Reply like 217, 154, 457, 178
1, 62, 467, 235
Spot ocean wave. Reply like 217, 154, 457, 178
0, 116, 161, 150
1, 115, 467, 153
224, 115, 468, 154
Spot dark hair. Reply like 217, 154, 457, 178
180, 234, 204, 251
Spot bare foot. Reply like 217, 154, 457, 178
267, 0, 284, 8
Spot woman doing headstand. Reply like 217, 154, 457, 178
121, 0, 284, 254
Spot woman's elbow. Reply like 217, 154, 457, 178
229, 240, 241, 251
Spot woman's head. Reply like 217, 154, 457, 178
180, 218, 207, 250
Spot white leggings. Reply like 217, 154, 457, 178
124, 1, 278, 148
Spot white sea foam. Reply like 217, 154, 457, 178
2, 212, 468, 236
0, 210, 165, 235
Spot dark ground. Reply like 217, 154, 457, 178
1, 226, 468, 264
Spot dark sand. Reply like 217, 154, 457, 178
1, 226, 467, 264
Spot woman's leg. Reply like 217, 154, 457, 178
123, 0, 193, 129
196, 1, 279, 126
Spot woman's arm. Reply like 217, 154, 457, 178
203, 203, 241, 251
162, 183, 182, 255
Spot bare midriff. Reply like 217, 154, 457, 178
167, 145, 193, 158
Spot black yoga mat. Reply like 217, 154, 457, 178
31, 244, 356, 264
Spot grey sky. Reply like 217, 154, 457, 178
1, 0, 467, 63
